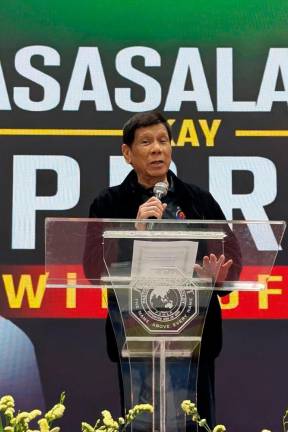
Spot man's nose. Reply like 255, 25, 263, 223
151, 139, 162, 152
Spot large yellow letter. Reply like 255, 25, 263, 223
2, 273, 48, 308
66, 272, 77, 308
176, 119, 199, 147
258, 274, 283, 309
219, 291, 239, 310
198, 119, 221, 147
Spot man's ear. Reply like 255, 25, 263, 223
121, 143, 132, 164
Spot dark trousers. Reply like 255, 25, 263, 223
197, 358, 216, 428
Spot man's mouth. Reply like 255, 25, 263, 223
150, 160, 164, 166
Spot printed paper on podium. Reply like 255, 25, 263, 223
131, 240, 198, 279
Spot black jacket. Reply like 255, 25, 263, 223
88, 170, 241, 360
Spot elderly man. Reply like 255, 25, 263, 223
88, 111, 241, 427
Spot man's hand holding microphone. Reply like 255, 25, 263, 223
135, 182, 168, 230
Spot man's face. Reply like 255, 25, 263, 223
122, 123, 172, 188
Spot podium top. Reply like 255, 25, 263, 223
46, 217, 286, 225
102, 229, 227, 240
45, 218, 285, 291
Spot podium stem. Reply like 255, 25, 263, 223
159, 340, 166, 432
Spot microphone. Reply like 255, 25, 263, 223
148, 182, 168, 229
153, 181, 168, 200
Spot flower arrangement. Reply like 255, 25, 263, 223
0, 395, 152, 432
81, 404, 153, 432
181, 400, 288, 432
181, 401, 226, 432
0, 393, 65, 432
1, 394, 287, 432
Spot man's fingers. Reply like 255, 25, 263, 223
136, 198, 166, 220
195, 255, 234, 282
141, 198, 164, 211
209, 254, 217, 264
138, 209, 162, 219
203, 256, 210, 266
146, 196, 160, 203
145, 197, 163, 208
222, 259, 233, 269
194, 263, 207, 278
218, 254, 225, 265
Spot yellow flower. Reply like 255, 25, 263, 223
199, 419, 208, 427
28, 410, 42, 421
0, 396, 15, 406
4, 407, 15, 420
0, 397, 15, 415
118, 417, 125, 425
137, 404, 153, 413
15, 411, 30, 424
124, 403, 154, 425
38, 418, 50, 432
212, 425, 227, 432
101, 410, 118, 430
45, 404, 65, 422
81, 422, 95, 432
181, 400, 197, 416
102, 410, 112, 418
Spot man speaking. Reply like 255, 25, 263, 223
88, 111, 241, 427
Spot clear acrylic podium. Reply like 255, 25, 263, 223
45, 219, 285, 432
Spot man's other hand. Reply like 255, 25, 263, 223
194, 254, 233, 283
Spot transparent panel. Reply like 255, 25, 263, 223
45, 218, 285, 432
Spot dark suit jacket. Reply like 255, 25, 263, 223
85, 169, 241, 361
